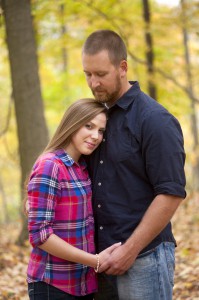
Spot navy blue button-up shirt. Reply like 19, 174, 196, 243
88, 81, 186, 254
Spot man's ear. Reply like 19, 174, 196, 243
120, 60, 128, 76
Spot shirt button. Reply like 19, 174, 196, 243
100, 160, 103, 164
99, 226, 103, 230
98, 204, 101, 208
98, 182, 102, 186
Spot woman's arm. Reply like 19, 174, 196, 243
28, 156, 121, 269
39, 233, 121, 269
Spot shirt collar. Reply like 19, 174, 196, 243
109, 81, 140, 112
54, 149, 87, 170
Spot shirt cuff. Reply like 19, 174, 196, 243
154, 182, 186, 198
29, 226, 54, 248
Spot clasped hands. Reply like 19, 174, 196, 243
98, 242, 136, 275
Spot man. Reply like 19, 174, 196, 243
82, 30, 186, 300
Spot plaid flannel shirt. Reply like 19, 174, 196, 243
27, 149, 97, 296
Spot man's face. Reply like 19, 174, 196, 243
82, 50, 124, 106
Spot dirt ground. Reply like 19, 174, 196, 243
0, 193, 198, 300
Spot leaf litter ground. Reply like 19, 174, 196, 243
0, 194, 198, 299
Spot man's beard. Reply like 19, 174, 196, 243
92, 90, 113, 104
92, 76, 121, 106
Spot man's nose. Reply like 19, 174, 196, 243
90, 76, 100, 89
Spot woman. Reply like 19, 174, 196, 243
27, 98, 121, 300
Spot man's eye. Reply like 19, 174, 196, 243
98, 73, 106, 77
85, 73, 91, 77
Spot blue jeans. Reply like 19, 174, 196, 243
117, 242, 175, 300
94, 242, 175, 300
28, 282, 94, 300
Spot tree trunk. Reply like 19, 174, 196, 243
60, 3, 68, 72
1, 0, 49, 244
181, 0, 199, 191
142, 0, 157, 100
0, 175, 9, 224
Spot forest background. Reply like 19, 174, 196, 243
0, 0, 199, 299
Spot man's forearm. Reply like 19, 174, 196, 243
100, 194, 183, 275
125, 194, 182, 255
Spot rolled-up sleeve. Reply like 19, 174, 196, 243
142, 110, 186, 198
28, 158, 61, 247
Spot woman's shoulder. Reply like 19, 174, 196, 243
37, 151, 60, 162
33, 150, 66, 170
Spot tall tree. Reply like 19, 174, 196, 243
142, 0, 157, 100
181, 0, 199, 190
0, 175, 9, 223
60, 3, 68, 72
1, 0, 49, 244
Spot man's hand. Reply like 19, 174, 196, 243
98, 195, 183, 275
98, 243, 137, 275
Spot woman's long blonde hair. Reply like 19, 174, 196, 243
44, 98, 107, 153
24, 98, 107, 214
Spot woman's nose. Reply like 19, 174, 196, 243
91, 130, 99, 140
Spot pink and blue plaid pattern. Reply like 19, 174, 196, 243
27, 149, 97, 296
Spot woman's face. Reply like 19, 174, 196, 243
65, 112, 107, 162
